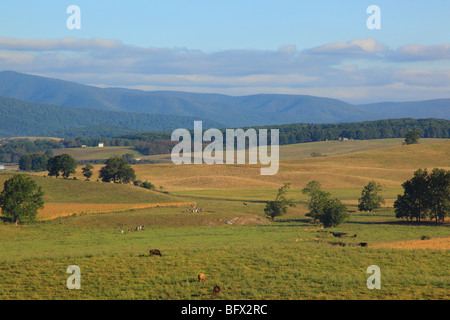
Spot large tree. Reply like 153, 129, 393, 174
427, 168, 450, 222
403, 129, 421, 145
302, 181, 331, 221
46, 156, 60, 178
81, 164, 94, 181
57, 154, 77, 179
46, 154, 77, 179
394, 168, 449, 223
0, 174, 44, 225
358, 180, 385, 212
302, 180, 348, 227
264, 183, 296, 221
394, 169, 429, 222
99, 156, 136, 184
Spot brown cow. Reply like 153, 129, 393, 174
198, 273, 206, 282
213, 286, 220, 294
149, 249, 162, 256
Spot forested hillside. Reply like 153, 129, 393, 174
0, 95, 223, 138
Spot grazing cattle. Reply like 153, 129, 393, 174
351, 234, 358, 238
213, 286, 220, 294
243, 202, 248, 206
198, 273, 206, 282
149, 249, 162, 256
359, 242, 368, 247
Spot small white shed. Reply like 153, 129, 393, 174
0, 165, 5, 170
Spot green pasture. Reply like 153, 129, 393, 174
0, 202, 448, 300
0, 139, 448, 300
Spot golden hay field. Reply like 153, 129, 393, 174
37, 202, 196, 220
372, 237, 450, 250
45, 139, 449, 192
340, 199, 396, 207
132, 140, 450, 191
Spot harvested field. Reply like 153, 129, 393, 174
37, 202, 196, 220
372, 237, 450, 250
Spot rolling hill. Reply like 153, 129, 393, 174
0, 173, 193, 220
129, 140, 450, 203
1, 71, 449, 128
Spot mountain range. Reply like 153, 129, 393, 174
0, 70, 449, 137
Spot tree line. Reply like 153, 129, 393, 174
1, 118, 449, 163
122, 118, 449, 147
0, 139, 59, 163
262, 118, 450, 145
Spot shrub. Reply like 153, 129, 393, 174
141, 181, 156, 190
319, 198, 348, 228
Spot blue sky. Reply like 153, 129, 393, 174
0, 1, 449, 103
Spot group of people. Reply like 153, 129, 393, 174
119, 225, 146, 234
185, 207, 204, 213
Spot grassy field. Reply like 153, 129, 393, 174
51, 146, 143, 161
279, 138, 448, 160
0, 139, 448, 300
0, 204, 448, 300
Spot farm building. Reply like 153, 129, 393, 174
98, 143, 104, 148
0, 165, 5, 170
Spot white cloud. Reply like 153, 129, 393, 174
0, 36, 449, 103
306, 38, 387, 56
390, 44, 450, 61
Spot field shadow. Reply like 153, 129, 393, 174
347, 220, 448, 227
0, 216, 12, 224
263, 217, 315, 227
